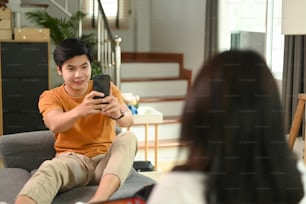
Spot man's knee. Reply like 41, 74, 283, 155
116, 131, 137, 145
113, 131, 137, 154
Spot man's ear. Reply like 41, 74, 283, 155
56, 66, 62, 75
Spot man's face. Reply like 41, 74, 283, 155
57, 54, 91, 96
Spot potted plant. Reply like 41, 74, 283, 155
25, 10, 102, 76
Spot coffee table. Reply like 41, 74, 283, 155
128, 106, 163, 170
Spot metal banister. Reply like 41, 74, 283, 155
96, 0, 122, 88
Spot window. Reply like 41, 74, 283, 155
82, 0, 131, 29
219, 0, 284, 80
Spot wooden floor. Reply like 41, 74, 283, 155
144, 136, 305, 181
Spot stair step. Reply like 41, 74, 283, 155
121, 79, 188, 98
121, 62, 180, 79
139, 96, 185, 103
20, 3, 49, 8
163, 116, 182, 123
122, 77, 184, 82
120, 52, 191, 169
137, 139, 187, 149
129, 115, 181, 125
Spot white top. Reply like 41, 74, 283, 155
147, 171, 206, 204
298, 160, 306, 204
147, 160, 306, 204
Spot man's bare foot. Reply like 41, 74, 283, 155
15, 195, 36, 204
88, 174, 120, 204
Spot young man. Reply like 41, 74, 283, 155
15, 38, 136, 204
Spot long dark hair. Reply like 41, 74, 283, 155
180, 50, 303, 203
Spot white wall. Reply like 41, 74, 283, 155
114, 0, 206, 80
150, 0, 205, 79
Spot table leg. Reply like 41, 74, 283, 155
144, 123, 148, 161
288, 99, 305, 149
154, 124, 159, 170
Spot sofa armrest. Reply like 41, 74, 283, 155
0, 130, 55, 172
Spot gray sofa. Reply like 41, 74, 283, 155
0, 130, 155, 204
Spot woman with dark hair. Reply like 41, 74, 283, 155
148, 50, 306, 204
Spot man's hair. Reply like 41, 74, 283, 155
53, 38, 93, 69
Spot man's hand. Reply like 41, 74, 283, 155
92, 92, 134, 127
99, 95, 123, 119
76, 91, 106, 117
80, 91, 124, 120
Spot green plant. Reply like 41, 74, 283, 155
25, 10, 102, 75
91, 61, 104, 77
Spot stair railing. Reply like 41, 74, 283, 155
96, 0, 122, 87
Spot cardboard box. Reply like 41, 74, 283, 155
0, 29, 12, 40
0, 8, 11, 20
0, 8, 11, 30
0, 19, 11, 29
14, 28, 50, 41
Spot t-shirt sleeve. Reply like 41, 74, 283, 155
111, 82, 125, 104
38, 90, 63, 118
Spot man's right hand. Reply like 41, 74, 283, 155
76, 91, 106, 117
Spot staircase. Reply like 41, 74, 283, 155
120, 52, 191, 171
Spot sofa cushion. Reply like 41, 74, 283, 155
0, 131, 56, 171
53, 169, 156, 204
53, 186, 96, 204
110, 169, 156, 199
0, 130, 157, 204
0, 168, 31, 203
0, 168, 156, 204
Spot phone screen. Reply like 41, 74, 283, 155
93, 74, 110, 99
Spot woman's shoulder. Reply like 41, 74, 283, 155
297, 159, 306, 173
297, 160, 306, 204
160, 171, 205, 182
147, 171, 206, 204
158, 171, 205, 190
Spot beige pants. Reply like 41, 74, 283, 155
18, 131, 137, 204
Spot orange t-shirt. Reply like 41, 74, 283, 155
38, 80, 124, 158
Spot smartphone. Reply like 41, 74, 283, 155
93, 74, 111, 99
